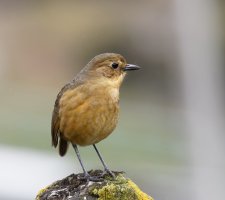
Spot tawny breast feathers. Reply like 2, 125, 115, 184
58, 83, 120, 146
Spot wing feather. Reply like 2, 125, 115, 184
51, 76, 85, 156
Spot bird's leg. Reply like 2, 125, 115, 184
72, 144, 89, 177
72, 144, 102, 182
93, 144, 115, 178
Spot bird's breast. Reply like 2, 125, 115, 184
59, 85, 120, 146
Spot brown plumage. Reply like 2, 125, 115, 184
51, 53, 140, 178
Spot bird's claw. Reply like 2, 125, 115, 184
100, 169, 116, 179
77, 173, 103, 182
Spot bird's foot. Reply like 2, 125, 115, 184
100, 169, 116, 179
77, 173, 103, 182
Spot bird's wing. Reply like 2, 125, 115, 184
51, 76, 85, 156
51, 83, 71, 148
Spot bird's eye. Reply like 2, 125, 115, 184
111, 63, 119, 69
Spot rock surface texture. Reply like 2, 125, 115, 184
36, 170, 153, 200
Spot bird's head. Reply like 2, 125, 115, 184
83, 53, 140, 88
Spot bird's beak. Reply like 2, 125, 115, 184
124, 64, 140, 71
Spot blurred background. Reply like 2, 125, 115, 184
0, 1, 224, 200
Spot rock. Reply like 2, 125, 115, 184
36, 170, 153, 200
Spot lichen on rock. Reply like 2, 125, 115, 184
90, 173, 152, 200
36, 170, 153, 200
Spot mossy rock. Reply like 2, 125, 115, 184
36, 170, 153, 200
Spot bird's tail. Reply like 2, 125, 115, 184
59, 138, 68, 156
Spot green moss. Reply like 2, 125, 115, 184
90, 174, 153, 200
36, 185, 50, 200
36, 181, 59, 200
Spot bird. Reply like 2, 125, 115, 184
51, 53, 140, 181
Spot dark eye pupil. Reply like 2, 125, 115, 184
112, 63, 119, 69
